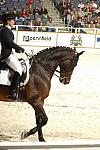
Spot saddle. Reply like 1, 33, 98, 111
0, 58, 30, 87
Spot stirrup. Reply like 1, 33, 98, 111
8, 91, 17, 100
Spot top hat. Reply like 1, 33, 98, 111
2, 12, 15, 22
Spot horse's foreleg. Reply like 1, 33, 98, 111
38, 128, 45, 141
21, 115, 47, 140
35, 112, 45, 141
21, 95, 48, 140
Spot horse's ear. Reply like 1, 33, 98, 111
77, 51, 85, 57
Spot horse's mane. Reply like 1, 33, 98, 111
35, 46, 76, 60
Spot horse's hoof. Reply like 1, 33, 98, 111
39, 137, 46, 142
21, 130, 28, 140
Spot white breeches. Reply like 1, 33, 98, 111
5, 54, 22, 76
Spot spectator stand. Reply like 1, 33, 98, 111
0, 0, 99, 28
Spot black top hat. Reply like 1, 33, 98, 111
2, 12, 15, 22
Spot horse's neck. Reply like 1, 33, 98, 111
33, 48, 71, 78
40, 60, 57, 78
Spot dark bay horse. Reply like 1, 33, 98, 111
0, 46, 84, 141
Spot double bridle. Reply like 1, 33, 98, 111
59, 57, 76, 77
25, 52, 76, 79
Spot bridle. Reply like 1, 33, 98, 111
25, 52, 76, 79
59, 57, 76, 78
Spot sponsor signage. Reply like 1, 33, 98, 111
17, 31, 57, 47
57, 33, 95, 48
15, 31, 99, 49
95, 35, 100, 48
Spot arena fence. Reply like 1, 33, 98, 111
13, 25, 100, 50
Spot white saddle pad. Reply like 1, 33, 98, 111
0, 59, 30, 86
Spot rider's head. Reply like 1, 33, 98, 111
2, 12, 15, 27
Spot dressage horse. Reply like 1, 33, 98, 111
0, 46, 84, 141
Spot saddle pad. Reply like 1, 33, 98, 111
0, 59, 30, 86
0, 70, 10, 85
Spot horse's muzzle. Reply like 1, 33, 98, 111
59, 76, 71, 84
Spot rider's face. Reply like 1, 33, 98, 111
7, 19, 15, 27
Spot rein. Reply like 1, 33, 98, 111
39, 61, 60, 78
25, 52, 60, 78
25, 52, 75, 79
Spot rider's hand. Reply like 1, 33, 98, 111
20, 48, 25, 53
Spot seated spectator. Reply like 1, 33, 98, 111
66, 9, 72, 26
0, 0, 6, 5
28, 0, 33, 10
77, 18, 85, 27
42, 13, 49, 26
33, 17, 42, 26
47, 17, 56, 32
85, 1, 93, 13
95, 4, 100, 16
58, 0, 64, 17
90, 0, 98, 16
91, 0, 97, 9
12, 7, 20, 21
78, 8, 85, 18
43, 6, 48, 15
32, 1, 36, 11
19, 8, 30, 22
38, 6, 44, 16
78, 0, 85, 10
88, 19, 96, 28
95, 17, 100, 28
65, 0, 72, 9
63, 8, 70, 25
84, 7, 92, 17
33, 8, 40, 21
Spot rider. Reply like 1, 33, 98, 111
0, 12, 25, 100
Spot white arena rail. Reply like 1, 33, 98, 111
13, 25, 99, 34
1, 141, 100, 150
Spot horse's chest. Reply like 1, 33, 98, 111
35, 75, 51, 97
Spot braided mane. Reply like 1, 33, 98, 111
35, 46, 76, 60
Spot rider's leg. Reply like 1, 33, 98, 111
5, 54, 22, 100
8, 71, 20, 99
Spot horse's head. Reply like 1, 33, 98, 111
59, 51, 84, 84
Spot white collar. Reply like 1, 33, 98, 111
6, 25, 11, 29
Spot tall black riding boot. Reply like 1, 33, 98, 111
8, 72, 20, 100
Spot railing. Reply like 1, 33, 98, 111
12, 25, 99, 34
0, 24, 99, 34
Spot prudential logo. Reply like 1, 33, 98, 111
23, 36, 51, 42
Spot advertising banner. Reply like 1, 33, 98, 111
17, 31, 57, 47
57, 33, 95, 48
95, 35, 100, 48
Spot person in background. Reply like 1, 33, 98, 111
19, 8, 30, 23
0, 0, 6, 5
0, 12, 25, 100
78, 0, 85, 10
27, 0, 33, 10
12, 6, 20, 22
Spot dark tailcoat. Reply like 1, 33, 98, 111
0, 26, 24, 61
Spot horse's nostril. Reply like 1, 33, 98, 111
59, 77, 70, 84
